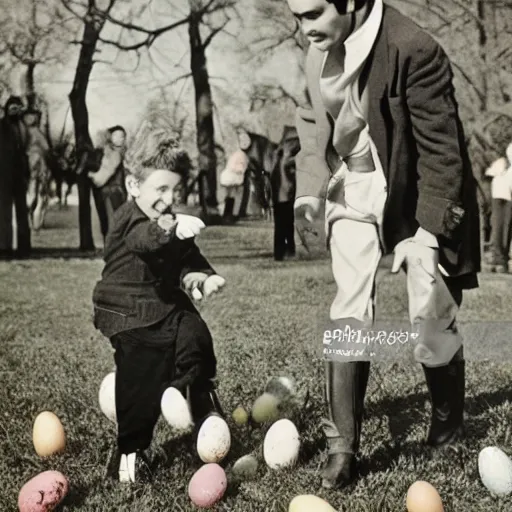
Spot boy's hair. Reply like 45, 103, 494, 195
125, 124, 192, 182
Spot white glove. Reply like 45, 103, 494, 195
203, 275, 226, 297
182, 272, 225, 301
175, 214, 206, 240
391, 238, 439, 277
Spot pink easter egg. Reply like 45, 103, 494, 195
188, 463, 227, 508
18, 470, 68, 512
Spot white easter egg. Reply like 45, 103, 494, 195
197, 415, 231, 463
263, 419, 300, 470
98, 372, 117, 423
161, 387, 194, 431
478, 446, 512, 496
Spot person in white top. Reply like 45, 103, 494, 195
287, 0, 480, 489
485, 142, 512, 272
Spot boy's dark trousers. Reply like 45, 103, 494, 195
490, 198, 512, 266
273, 200, 295, 261
110, 309, 217, 455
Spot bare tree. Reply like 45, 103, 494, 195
62, 0, 239, 247
0, 0, 75, 103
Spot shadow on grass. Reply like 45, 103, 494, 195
9, 248, 103, 260
358, 384, 512, 475
61, 482, 90, 509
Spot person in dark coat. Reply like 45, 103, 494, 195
0, 96, 31, 259
92, 131, 228, 483
288, 0, 480, 489
270, 126, 300, 260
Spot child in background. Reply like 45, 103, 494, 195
92, 128, 228, 483
485, 142, 512, 273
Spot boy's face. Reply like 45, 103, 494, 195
127, 169, 182, 219
287, 0, 354, 52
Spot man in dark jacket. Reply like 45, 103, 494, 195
288, 0, 480, 489
0, 96, 31, 259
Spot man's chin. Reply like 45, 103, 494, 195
309, 39, 333, 52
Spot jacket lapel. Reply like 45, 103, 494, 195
366, 7, 390, 180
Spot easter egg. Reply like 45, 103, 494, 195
232, 454, 258, 480
98, 372, 117, 423
289, 495, 336, 512
265, 376, 296, 401
406, 481, 444, 512
188, 463, 227, 508
478, 446, 512, 496
18, 470, 68, 512
32, 412, 66, 457
263, 419, 300, 469
232, 406, 249, 426
251, 393, 280, 423
197, 415, 231, 463
161, 387, 194, 431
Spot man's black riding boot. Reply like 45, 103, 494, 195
422, 359, 465, 447
321, 360, 370, 489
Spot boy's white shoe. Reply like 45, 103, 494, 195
119, 453, 136, 483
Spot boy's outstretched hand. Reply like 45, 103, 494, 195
182, 272, 226, 301
175, 214, 205, 240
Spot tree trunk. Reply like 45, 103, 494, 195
26, 62, 36, 109
188, 1, 220, 223
68, 11, 103, 251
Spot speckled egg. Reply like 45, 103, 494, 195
188, 463, 227, 508
18, 471, 69, 512
197, 415, 231, 463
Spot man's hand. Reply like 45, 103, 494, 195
175, 214, 206, 240
294, 196, 321, 241
294, 196, 321, 224
391, 238, 439, 279
157, 213, 177, 234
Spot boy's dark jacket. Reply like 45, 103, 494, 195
92, 200, 215, 338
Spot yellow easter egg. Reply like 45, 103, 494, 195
289, 494, 336, 512
33, 411, 66, 457
406, 481, 444, 512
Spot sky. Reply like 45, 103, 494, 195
8, 0, 306, 148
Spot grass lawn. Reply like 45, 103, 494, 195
1, 203, 512, 511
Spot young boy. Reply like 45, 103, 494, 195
92, 130, 228, 483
